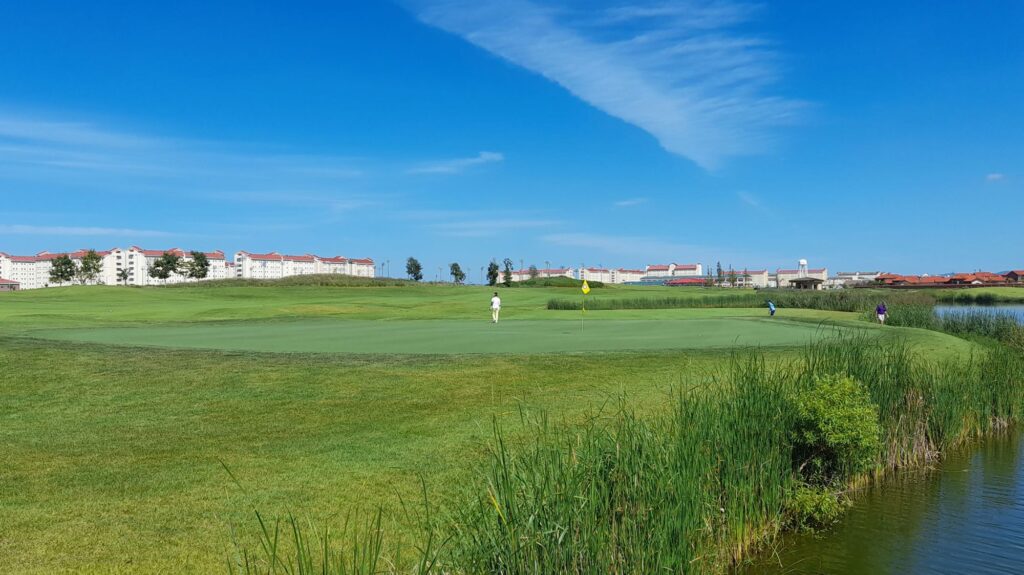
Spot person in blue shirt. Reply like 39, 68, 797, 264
768, 300, 776, 317
876, 302, 888, 324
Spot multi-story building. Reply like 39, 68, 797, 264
579, 268, 613, 283
611, 269, 645, 284
644, 263, 704, 278
730, 269, 769, 288
234, 252, 375, 279
777, 260, 828, 288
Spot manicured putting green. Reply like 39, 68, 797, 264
34, 317, 854, 354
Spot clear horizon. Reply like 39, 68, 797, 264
1, 1, 1021, 276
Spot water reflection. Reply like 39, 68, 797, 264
740, 434, 1024, 574
935, 304, 1024, 323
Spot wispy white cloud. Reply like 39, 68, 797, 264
543, 232, 703, 258
986, 173, 1006, 182
407, 151, 505, 174
408, 0, 801, 168
0, 224, 172, 237
614, 197, 648, 207
0, 111, 367, 187
737, 190, 771, 214
434, 218, 560, 237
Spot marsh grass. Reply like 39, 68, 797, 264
548, 290, 934, 313
233, 336, 1024, 573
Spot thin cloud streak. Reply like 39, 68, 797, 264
409, 0, 802, 168
434, 218, 560, 237
0, 224, 173, 237
614, 197, 648, 207
986, 173, 1005, 182
407, 151, 505, 174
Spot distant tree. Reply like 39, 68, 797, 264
449, 262, 466, 285
727, 267, 737, 287
149, 252, 181, 281
486, 261, 500, 286
48, 254, 76, 285
406, 257, 423, 281
117, 268, 131, 285
704, 262, 715, 287
742, 268, 752, 288
502, 258, 514, 287
76, 249, 103, 285
184, 251, 210, 279
528, 265, 539, 280
716, 261, 724, 286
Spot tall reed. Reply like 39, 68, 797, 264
229, 336, 1024, 574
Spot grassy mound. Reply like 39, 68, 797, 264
510, 276, 604, 288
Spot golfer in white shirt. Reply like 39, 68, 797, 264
490, 292, 501, 323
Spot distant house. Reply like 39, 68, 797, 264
790, 277, 825, 290
0, 278, 19, 291
1005, 270, 1024, 283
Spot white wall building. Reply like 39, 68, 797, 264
611, 269, 645, 284
579, 268, 613, 283
644, 263, 704, 278
776, 260, 829, 288
729, 269, 770, 288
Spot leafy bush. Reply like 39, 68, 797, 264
784, 484, 849, 530
791, 374, 881, 483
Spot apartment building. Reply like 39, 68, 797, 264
611, 269, 645, 283
234, 252, 375, 279
579, 268, 613, 283
644, 263, 704, 278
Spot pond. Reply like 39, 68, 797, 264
739, 434, 1024, 574
935, 304, 1024, 323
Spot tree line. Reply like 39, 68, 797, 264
405, 257, 537, 287
47, 250, 211, 286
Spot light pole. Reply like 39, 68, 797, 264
385, 259, 390, 278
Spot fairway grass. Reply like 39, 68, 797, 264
0, 284, 983, 572
34, 316, 856, 354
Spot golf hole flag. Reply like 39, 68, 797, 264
581, 280, 591, 295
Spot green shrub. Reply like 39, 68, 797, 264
784, 484, 849, 530
791, 374, 881, 483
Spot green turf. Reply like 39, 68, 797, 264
0, 283, 983, 573
34, 316, 858, 354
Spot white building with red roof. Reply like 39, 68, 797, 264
0, 277, 19, 291
611, 269, 645, 284
579, 267, 613, 283
644, 263, 703, 279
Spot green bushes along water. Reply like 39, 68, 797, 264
230, 335, 1024, 574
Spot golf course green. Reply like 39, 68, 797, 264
34, 317, 851, 354
0, 280, 984, 573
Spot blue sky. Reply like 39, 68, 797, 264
1, 1, 1021, 277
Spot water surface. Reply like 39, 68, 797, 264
741, 434, 1024, 575
936, 303, 1024, 323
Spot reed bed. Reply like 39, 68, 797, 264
230, 337, 1024, 574
548, 290, 934, 313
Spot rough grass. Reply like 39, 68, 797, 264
232, 336, 1024, 574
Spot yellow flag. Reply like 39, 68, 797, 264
581, 280, 590, 295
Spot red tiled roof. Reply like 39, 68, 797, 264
672, 263, 699, 270
318, 256, 348, 263
1006, 270, 1024, 276
585, 268, 609, 273
665, 277, 706, 285
348, 258, 374, 264
9, 255, 37, 262
0, 278, 19, 285
646, 264, 670, 271
616, 269, 645, 274
238, 252, 283, 261
282, 254, 316, 262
